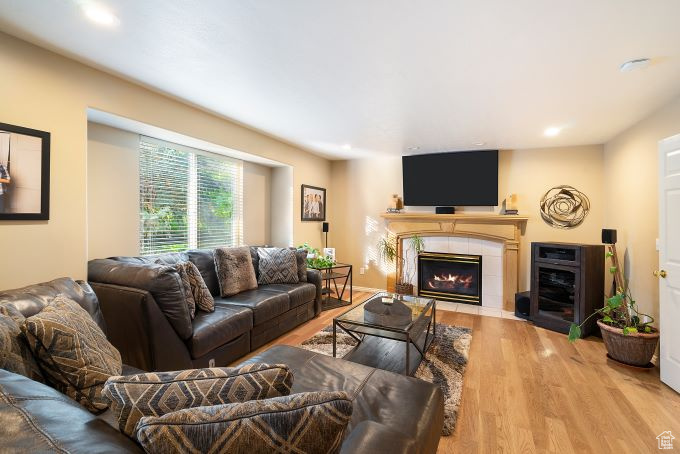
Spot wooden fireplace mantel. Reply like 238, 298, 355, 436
379, 212, 528, 310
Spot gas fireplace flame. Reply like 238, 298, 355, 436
427, 273, 474, 289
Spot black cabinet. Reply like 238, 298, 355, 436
530, 242, 604, 337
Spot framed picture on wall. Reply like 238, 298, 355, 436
301, 184, 326, 221
0, 122, 50, 220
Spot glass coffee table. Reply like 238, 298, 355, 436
333, 292, 436, 375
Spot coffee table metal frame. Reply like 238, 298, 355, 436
332, 292, 436, 375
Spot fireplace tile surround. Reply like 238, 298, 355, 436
379, 213, 528, 311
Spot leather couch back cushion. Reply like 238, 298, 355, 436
187, 249, 220, 296
88, 259, 193, 340
0, 277, 107, 334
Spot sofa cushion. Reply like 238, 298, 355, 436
103, 363, 293, 438
257, 247, 299, 285
136, 391, 353, 454
0, 369, 142, 453
214, 246, 258, 297
236, 345, 444, 454
185, 261, 215, 313
189, 305, 253, 359
260, 283, 317, 309
292, 247, 308, 282
0, 277, 107, 334
0, 304, 44, 382
216, 288, 290, 325
88, 259, 193, 340
157, 260, 197, 319
21, 295, 122, 413
187, 249, 220, 296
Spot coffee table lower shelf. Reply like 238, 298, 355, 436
337, 328, 434, 376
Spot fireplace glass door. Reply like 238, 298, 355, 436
418, 252, 482, 305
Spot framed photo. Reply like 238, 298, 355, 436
301, 184, 326, 221
0, 122, 50, 220
323, 247, 336, 263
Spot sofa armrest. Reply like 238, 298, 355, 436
89, 282, 193, 372
340, 421, 417, 454
306, 269, 323, 316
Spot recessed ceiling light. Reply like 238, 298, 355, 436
83, 3, 119, 27
407, 146, 420, 151
620, 58, 650, 73
341, 144, 351, 150
473, 142, 486, 147
544, 126, 561, 137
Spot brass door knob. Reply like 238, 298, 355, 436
653, 270, 667, 278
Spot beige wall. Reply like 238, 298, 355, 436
0, 32, 330, 289
330, 145, 605, 291
603, 94, 680, 324
87, 123, 274, 258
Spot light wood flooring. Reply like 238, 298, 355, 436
236, 291, 680, 453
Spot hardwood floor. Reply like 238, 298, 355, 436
236, 291, 680, 453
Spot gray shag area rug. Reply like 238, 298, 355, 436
299, 323, 472, 436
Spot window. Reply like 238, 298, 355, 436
139, 137, 243, 255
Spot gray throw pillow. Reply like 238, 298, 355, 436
291, 248, 308, 282
136, 391, 353, 454
257, 247, 299, 285
214, 246, 258, 297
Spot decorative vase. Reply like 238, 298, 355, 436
394, 282, 414, 295
597, 320, 659, 367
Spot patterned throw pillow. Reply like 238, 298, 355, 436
103, 363, 293, 438
156, 260, 196, 318
214, 246, 258, 297
136, 391, 353, 454
185, 261, 215, 312
258, 247, 299, 285
21, 295, 122, 413
293, 248, 308, 282
0, 305, 44, 382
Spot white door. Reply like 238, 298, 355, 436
659, 134, 680, 393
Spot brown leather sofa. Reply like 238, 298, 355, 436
0, 278, 444, 453
87, 248, 323, 372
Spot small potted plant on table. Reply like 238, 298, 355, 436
377, 234, 424, 295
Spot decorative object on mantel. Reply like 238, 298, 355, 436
567, 230, 659, 368
300, 323, 472, 436
539, 185, 590, 229
0, 122, 50, 220
377, 234, 424, 295
503, 193, 518, 215
386, 193, 404, 213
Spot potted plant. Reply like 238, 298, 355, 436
297, 243, 335, 269
568, 251, 659, 367
377, 234, 424, 295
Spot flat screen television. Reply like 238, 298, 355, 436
402, 150, 498, 206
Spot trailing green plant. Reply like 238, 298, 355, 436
377, 234, 425, 285
568, 251, 656, 342
297, 243, 335, 268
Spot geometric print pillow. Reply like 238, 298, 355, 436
20, 295, 122, 413
135, 391, 353, 454
257, 247, 299, 285
184, 261, 215, 313
0, 304, 44, 383
102, 363, 294, 439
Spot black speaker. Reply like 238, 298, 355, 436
322, 222, 329, 233
514, 291, 531, 320
602, 229, 617, 244
435, 206, 456, 214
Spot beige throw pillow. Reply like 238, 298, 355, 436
214, 246, 258, 297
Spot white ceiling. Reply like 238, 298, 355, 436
1, 0, 680, 159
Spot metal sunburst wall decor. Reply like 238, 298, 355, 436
539, 185, 590, 229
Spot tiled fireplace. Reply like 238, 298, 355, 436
418, 252, 482, 305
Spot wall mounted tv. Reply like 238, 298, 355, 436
402, 150, 498, 206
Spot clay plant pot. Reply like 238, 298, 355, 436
394, 282, 414, 295
597, 319, 659, 367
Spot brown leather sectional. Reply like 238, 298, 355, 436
0, 277, 445, 453
87, 248, 323, 371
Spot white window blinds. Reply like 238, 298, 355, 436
139, 137, 243, 255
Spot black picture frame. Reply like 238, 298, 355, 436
0, 122, 50, 220
301, 184, 326, 221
